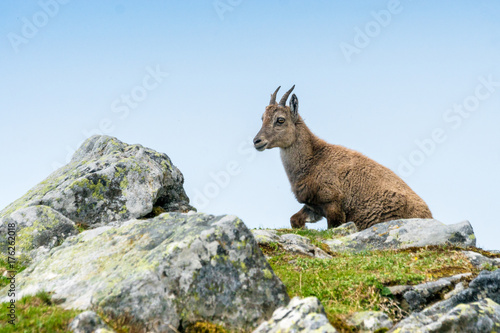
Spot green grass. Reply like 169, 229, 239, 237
266, 244, 477, 330
0, 291, 81, 333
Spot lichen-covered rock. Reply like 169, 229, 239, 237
346, 311, 393, 332
0, 135, 192, 228
1, 212, 288, 332
69, 311, 114, 333
421, 269, 500, 317
324, 219, 475, 252
386, 273, 471, 312
391, 270, 500, 332
252, 230, 331, 259
252, 229, 281, 245
328, 222, 358, 237
253, 297, 337, 333
0, 205, 78, 263
391, 298, 500, 333
462, 251, 500, 269
402, 274, 471, 312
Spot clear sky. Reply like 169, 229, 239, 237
1, 1, 499, 250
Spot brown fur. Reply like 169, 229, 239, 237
253, 86, 432, 230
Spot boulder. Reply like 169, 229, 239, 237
0, 135, 193, 228
253, 297, 337, 333
346, 311, 393, 332
387, 273, 471, 312
324, 219, 475, 252
401, 273, 471, 312
422, 269, 500, 316
0, 205, 78, 263
392, 270, 500, 332
391, 298, 500, 333
252, 230, 331, 258
2, 212, 289, 332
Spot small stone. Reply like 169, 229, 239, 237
329, 222, 358, 237
252, 229, 332, 259
346, 311, 393, 332
462, 251, 500, 269
253, 297, 338, 333
443, 282, 465, 300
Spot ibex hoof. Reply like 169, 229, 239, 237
290, 214, 306, 229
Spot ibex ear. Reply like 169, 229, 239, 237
290, 94, 299, 121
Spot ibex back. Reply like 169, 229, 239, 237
253, 85, 432, 230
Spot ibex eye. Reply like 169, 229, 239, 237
277, 117, 285, 124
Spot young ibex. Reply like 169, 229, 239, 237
253, 86, 432, 230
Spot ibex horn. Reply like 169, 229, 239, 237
270, 86, 281, 105
279, 85, 295, 106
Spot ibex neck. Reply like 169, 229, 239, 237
279, 121, 318, 183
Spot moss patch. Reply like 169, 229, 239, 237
185, 322, 229, 333
265, 244, 480, 331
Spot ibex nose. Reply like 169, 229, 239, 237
253, 135, 268, 151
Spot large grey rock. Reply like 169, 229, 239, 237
1, 212, 289, 332
252, 229, 331, 258
324, 219, 476, 252
391, 298, 500, 333
253, 297, 337, 333
346, 311, 393, 332
391, 270, 500, 332
69, 311, 114, 333
0, 205, 78, 263
0, 135, 192, 229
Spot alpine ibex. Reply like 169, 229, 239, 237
253, 85, 432, 230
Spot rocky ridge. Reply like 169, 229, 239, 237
0, 135, 499, 333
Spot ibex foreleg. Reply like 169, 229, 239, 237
290, 205, 323, 229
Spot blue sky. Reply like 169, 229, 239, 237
1, 0, 499, 250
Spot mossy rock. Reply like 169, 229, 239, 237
0, 135, 193, 228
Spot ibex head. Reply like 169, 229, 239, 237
253, 85, 299, 151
